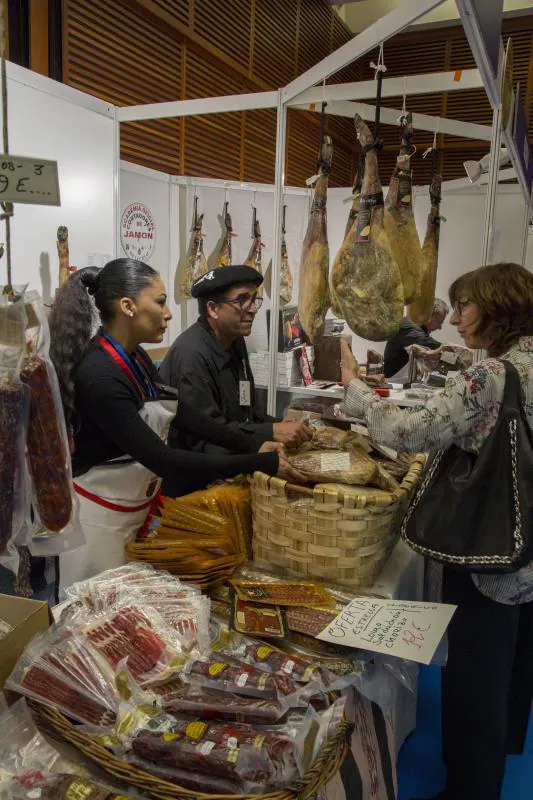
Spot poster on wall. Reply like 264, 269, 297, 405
121, 202, 156, 261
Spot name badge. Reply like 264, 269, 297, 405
239, 380, 251, 406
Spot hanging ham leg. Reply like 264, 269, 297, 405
215, 202, 235, 268
244, 208, 265, 274
330, 170, 361, 318
408, 173, 442, 325
330, 115, 403, 341
383, 113, 422, 304
179, 197, 208, 299
299, 136, 332, 343
264, 205, 293, 306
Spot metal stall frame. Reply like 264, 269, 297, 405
112, 0, 532, 415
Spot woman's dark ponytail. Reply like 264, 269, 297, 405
49, 267, 98, 428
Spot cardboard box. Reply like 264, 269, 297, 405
0, 594, 52, 702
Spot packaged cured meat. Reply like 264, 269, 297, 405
231, 580, 334, 608
7, 774, 126, 800
408, 172, 442, 325
82, 604, 181, 685
232, 594, 286, 639
219, 635, 336, 691
131, 719, 299, 785
0, 699, 62, 787
330, 113, 404, 341
6, 629, 119, 728
383, 113, 422, 305
289, 448, 379, 486
128, 754, 247, 795
215, 201, 236, 268
154, 682, 286, 724
0, 297, 30, 570
64, 563, 158, 608
178, 196, 208, 299
299, 135, 332, 343
181, 654, 299, 700
285, 606, 339, 637
20, 293, 82, 556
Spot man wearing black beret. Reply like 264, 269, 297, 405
160, 265, 311, 456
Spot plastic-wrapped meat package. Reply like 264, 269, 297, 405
6, 775, 124, 800
5, 629, 119, 729
0, 698, 61, 790
151, 679, 286, 724
145, 594, 210, 653
182, 655, 299, 700
0, 297, 29, 571
82, 605, 181, 685
131, 719, 299, 785
128, 754, 248, 794
64, 563, 158, 611
224, 639, 335, 690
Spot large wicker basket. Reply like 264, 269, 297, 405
32, 703, 353, 800
251, 454, 425, 589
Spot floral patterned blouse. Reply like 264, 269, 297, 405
343, 336, 533, 605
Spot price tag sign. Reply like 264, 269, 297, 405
317, 597, 457, 665
0, 155, 60, 205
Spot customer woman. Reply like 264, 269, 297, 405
49, 258, 300, 588
341, 262, 533, 800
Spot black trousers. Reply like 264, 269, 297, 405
441, 567, 533, 800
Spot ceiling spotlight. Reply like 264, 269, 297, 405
463, 147, 511, 184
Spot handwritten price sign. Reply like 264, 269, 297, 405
0, 155, 60, 206
316, 597, 457, 665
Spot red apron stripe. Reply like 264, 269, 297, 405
74, 482, 154, 513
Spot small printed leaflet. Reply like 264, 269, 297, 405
317, 597, 457, 665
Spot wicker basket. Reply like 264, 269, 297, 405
251, 454, 426, 589
32, 703, 353, 800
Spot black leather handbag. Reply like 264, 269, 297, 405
401, 360, 533, 573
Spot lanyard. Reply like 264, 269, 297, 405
99, 333, 157, 401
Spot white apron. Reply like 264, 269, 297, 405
59, 396, 177, 589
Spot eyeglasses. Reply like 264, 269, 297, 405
453, 298, 472, 316
217, 294, 264, 312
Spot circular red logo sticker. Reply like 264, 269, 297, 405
121, 202, 156, 261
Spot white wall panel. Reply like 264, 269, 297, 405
1, 66, 115, 302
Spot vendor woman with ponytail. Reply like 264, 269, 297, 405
49, 258, 300, 587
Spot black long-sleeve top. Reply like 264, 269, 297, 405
72, 342, 278, 496
159, 318, 278, 455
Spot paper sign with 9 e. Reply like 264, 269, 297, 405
316, 597, 457, 665
0, 155, 60, 206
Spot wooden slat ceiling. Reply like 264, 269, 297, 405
62, 1, 533, 187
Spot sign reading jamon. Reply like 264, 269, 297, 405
121, 202, 156, 262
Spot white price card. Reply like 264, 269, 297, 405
316, 597, 457, 665
0, 155, 60, 206
320, 452, 350, 471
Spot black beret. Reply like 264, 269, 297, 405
191, 265, 263, 298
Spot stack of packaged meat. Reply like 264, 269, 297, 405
6, 564, 347, 795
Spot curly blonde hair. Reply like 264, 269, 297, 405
449, 262, 533, 356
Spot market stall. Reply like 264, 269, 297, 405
1, 0, 532, 798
